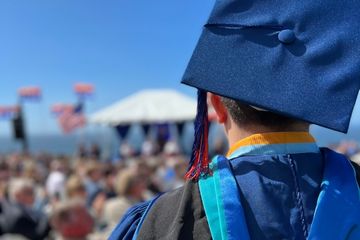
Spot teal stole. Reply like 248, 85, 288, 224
199, 148, 360, 240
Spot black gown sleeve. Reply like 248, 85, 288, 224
137, 181, 211, 240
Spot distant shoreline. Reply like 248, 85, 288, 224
0, 125, 359, 156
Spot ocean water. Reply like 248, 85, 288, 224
0, 124, 359, 157
0, 123, 117, 153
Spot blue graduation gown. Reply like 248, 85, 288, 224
110, 147, 360, 240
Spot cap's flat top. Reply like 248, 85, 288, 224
182, 0, 360, 132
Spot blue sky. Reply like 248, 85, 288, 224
0, 0, 359, 136
0, 0, 215, 135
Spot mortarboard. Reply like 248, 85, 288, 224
182, 0, 360, 179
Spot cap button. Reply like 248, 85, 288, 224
278, 29, 296, 44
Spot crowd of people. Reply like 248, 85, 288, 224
0, 141, 189, 240
0, 139, 358, 240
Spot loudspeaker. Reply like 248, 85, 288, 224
12, 113, 25, 140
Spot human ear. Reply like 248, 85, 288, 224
209, 93, 228, 124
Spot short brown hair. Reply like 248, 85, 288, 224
221, 97, 306, 130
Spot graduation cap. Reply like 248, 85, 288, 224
182, 0, 360, 180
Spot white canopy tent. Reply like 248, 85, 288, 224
89, 89, 197, 125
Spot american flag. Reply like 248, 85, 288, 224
18, 87, 42, 101
58, 103, 86, 134
0, 106, 19, 120
74, 83, 94, 98
51, 103, 74, 117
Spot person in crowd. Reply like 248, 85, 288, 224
102, 166, 118, 199
90, 144, 101, 160
102, 169, 146, 233
65, 175, 87, 201
8, 178, 36, 208
0, 178, 50, 240
110, 0, 360, 239
334, 141, 359, 158
119, 141, 135, 159
0, 161, 10, 201
141, 138, 158, 157
172, 159, 187, 189
72, 159, 88, 179
136, 161, 162, 196
84, 161, 104, 208
77, 144, 88, 159
50, 199, 94, 240
163, 140, 180, 157
46, 160, 66, 201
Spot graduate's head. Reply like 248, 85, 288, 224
181, 0, 360, 180
214, 95, 309, 133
